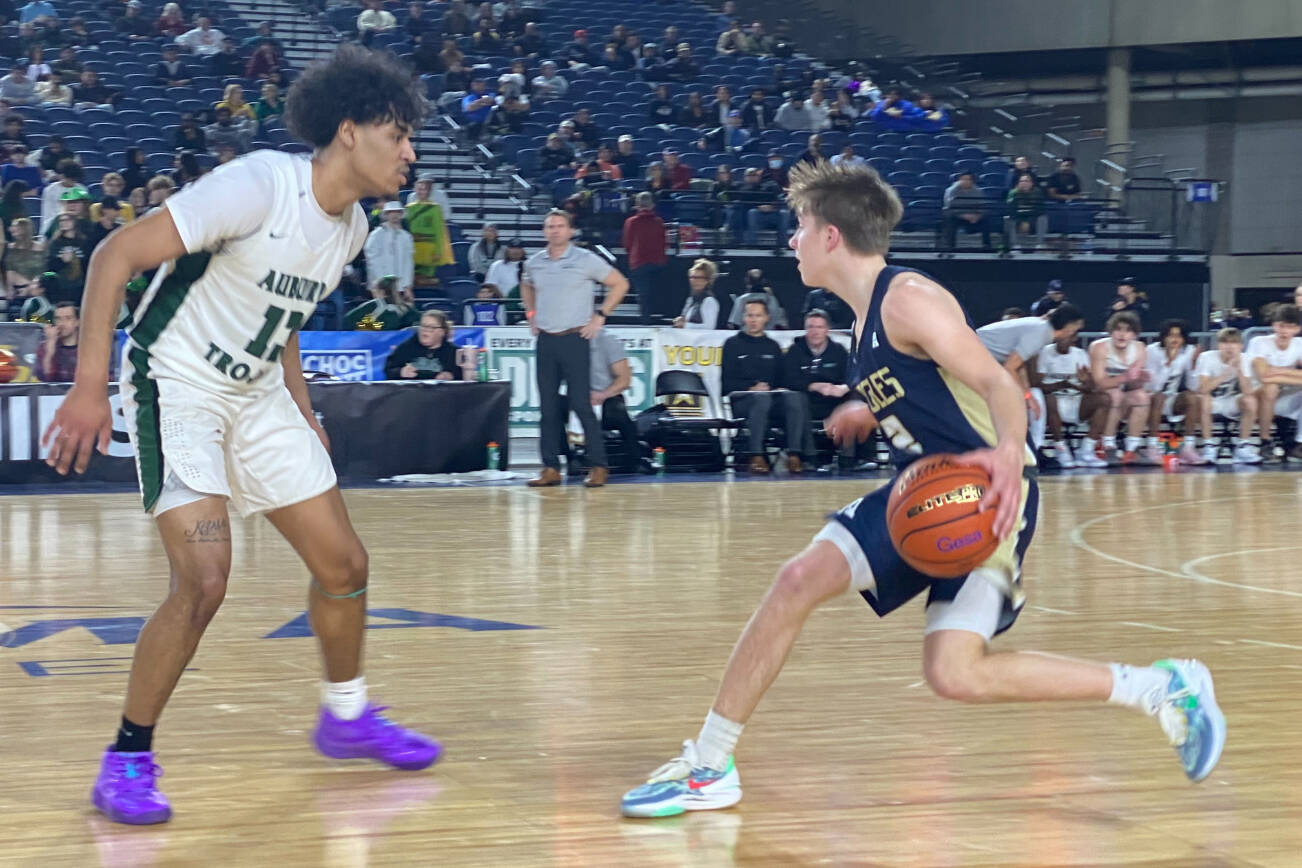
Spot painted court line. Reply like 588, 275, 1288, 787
1119, 621, 1182, 633
1238, 638, 1302, 652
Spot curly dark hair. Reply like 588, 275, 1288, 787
284, 45, 427, 148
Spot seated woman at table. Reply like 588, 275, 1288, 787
345, 275, 419, 330
384, 309, 462, 380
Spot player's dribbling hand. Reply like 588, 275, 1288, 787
41, 384, 112, 475
955, 441, 1023, 540
825, 400, 877, 446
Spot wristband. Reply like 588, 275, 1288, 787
525, 310, 535, 319
1024, 391, 1033, 400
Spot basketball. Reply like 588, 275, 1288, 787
0, 348, 18, 384
886, 454, 998, 578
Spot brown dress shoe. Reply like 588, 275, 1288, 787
527, 467, 563, 487
584, 466, 609, 487
786, 454, 804, 474
748, 455, 770, 474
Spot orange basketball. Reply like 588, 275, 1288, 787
885, 454, 998, 578
0, 348, 17, 384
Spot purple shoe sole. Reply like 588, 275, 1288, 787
312, 729, 442, 771
91, 786, 172, 825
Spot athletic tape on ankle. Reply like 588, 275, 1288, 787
312, 579, 368, 600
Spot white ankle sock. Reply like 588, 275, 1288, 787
1107, 664, 1169, 715
696, 709, 744, 771
1102, 436, 1116, 449
1124, 436, 1142, 452
323, 675, 368, 721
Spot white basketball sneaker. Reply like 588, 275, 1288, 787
1052, 441, 1076, 468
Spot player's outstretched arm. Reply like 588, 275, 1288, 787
42, 209, 189, 475
880, 276, 1027, 540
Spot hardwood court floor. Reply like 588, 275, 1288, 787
2, 472, 1302, 867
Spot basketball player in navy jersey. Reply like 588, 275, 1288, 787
621, 161, 1224, 818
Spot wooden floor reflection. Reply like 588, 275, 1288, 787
2, 472, 1301, 867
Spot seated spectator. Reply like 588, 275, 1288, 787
498, 0, 526, 36
472, 17, 504, 53
716, 19, 753, 55
827, 91, 859, 132
155, 2, 187, 38
724, 299, 814, 473
439, 37, 464, 72
570, 107, 601, 148
783, 308, 850, 461
643, 161, 672, 200
120, 147, 149, 192
775, 95, 814, 131
805, 92, 832, 131
661, 149, 692, 190
47, 187, 92, 240
35, 300, 79, 381
1007, 154, 1037, 189
762, 150, 789, 188
209, 38, 244, 78
177, 16, 225, 56
92, 172, 134, 222
6, 218, 44, 300
912, 93, 948, 131
621, 192, 666, 322
620, 34, 642, 68
44, 212, 91, 303
1086, 311, 1152, 463
357, 0, 397, 44
1032, 325, 1107, 468
72, 69, 118, 108
242, 22, 284, 55
707, 85, 734, 126
531, 60, 568, 99
86, 195, 122, 251
51, 45, 82, 81
1046, 156, 1084, 201
442, 0, 471, 36
34, 66, 68, 106
585, 326, 640, 473
664, 42, 699, 82
40, 159, 84, 235
514, 21, 545, 58
600, 42, 631, 71
1029, 278, 1066, 315
25, 46, 51, 82
678, 90, 708, 128
720, 111, 750, 153
385, 310, 460, 379
254, 82, 283, 125
563, 28, 599, 69
203, 106, 254, 155
19, 0, 57, 24
485, 239, 526, 308
748, 21, 777, 56
213, 142, 238, 166
637, 43, 666, 80
485, 93, 529, 141
127, 185, 147, 216
244, 42, 281, 80
495, 68, 526, 102
463, 282, 507, 326
648, 83, 676, 125
60, 17, 96, 49
155, 43, 193, 86
146, 174, 176, 210
438, 59, 471, 109
795, 133, 825, 168
459, 78, 495, 140
216, 83, 257, 122
801, 286, 852, 329
1244, 303, 1302, 461
539, 133, 575, 171
575, 143, 623, 183
714, 0, 737, 32
868, 88, 915, 131
725, 167, 785, 247
942, 171, 992, 250
410, 32, 441, 74
738, 87, 770, 131
726, 268, 789, 329
1006, 173, 1047, 248
115, 1, 153, 40
1107, 277, 1149, 322
829, 144, 865, 168
613, 135, 642, 179
0, 179, 29, 238
364, 201, 415, 301
467, 221, 504, 280
346, 275, 419, 330
0, 64, 36, 104
674, 258, 721, 329
1192, 327, 1258, 464
2, 148, 39, 189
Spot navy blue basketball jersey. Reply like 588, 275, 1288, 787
849, 266, 1037, 470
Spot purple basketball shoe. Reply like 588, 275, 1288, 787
91, 748, 172, 825
312, 704, 442, 770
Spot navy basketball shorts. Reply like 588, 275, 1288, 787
813, 474, 1039, 640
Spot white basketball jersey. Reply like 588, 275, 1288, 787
1194, 351, 1241, 399
1243, 335, 1302, 386
1034, 344, 1088, 390
1096, 338, 1141, 379
125, 150, 368, 396
1145, 342, 1195, 395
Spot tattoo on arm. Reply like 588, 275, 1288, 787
184, 518, 230, 543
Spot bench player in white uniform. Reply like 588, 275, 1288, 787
1031, 331, 1108, 467
1143, 319, 1202, 464
1243, 303, 1302, 461
43, 47, 441, 826
1086, 311, 1150, 463
1193, 327, 1259, 463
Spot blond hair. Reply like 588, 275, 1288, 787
687, 258, 717, 284
420, 308, 453, 339
1216, 327, 1242, 344
786, 161, 902, 256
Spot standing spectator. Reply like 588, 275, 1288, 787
384, 310, 461, 380
364, 201, 415, 301
357, 0, 397, 44
1007, 155, 1037, 189
0, 64, 36, 104
155, 43, 192, 86
177, 16, 225, 56
203, 106, 253, 155
209, 38, 244, 78
941, 171, 992, 250
485, 239, 526, 308
774, 94, 814, 131
35, 301, 79, 381
521, 210, 630, 488
467, 222, 504, 280
585, 327, 640, 473
783, 307, 850, 462
459, 78, 495, 140
724, 298, 813, 473
1006, 173, 1047, 248
86, 195, 122, 252
531, 60, 568, 99
2, 149, 39, 190
739, 87, 770, 131
1107, 277, 1149, 323
92, 173, 134, 222
622, 191, 667, 323
674, 258, 721, 329
405, 173, 455, 284
662, 148, 693, 189
1046, 156, 1084, 201
155, 2, 187, 38
174, 113, 206, 151
1030, 279, 1067, 316
40, 158, 84, 235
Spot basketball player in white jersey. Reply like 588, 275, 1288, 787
42, 47, 441, 826
1030, 331, 1108, 467
1243, 303, 1302, 461
1142, 319, 1203, 464
1086, 311, 1150, 463
1193, 327, 1259, 463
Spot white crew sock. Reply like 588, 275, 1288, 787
1079, 437, 1097, 452
1124, 436, 1143, 452
1107, 663, 1170, 715
323, 675, 368, 721
1102, 436, 1116, 450
696, 709, 744, 771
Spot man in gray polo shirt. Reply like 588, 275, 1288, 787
521, 209, 629, 487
